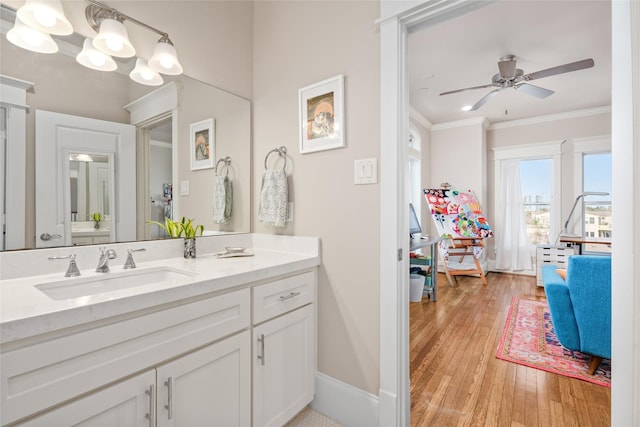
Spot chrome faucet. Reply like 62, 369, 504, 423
48, 254, 81, 277
123, 248, 146, 269
95, 247, 117, 273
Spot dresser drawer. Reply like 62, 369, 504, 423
253, 272, 315, 324
535, 245, 576, 286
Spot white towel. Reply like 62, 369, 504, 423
258, 169, 288, 227
213, 175, 232, 224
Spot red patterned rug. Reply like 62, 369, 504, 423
496, 297, 611, 387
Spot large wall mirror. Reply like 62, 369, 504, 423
0, 4, 251, 251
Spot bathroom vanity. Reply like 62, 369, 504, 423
0, 234, 320, 427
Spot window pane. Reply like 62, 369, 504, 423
583, 152, 612, 253
520, 159, 551, 204
520, 159, 552, 245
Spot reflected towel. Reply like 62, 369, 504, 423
213, 175, 232, 224
258, 169, 288, 227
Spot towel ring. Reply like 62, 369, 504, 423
215, 157, 231, 176
264, 146, 287, 170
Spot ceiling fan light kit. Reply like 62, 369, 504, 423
440, 55, 595, 111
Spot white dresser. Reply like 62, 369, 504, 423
535, 244, 578, 286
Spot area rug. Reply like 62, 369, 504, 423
496, 297, 611, 387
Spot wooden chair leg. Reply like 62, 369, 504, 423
588, 355, 603, 375
473, 256, 487, 285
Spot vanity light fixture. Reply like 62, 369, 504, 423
129, 58, 163, 86
6, 16, 59, 54
85, 0, 182, 77
76, 37, 117, 71
16, 0, 72, 36
91, 14, 135, 58
148, 35, 183, 75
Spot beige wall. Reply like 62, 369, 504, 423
253, 1, 381, 394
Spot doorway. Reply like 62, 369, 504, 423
379, 1, 638, 425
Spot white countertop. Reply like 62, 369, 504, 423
0, 234, 320, 345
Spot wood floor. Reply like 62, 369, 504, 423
410, 272, 611, 427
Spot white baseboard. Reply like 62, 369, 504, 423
311, 372, 379, 427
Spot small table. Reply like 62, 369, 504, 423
410, 236, 442, 302
559, 236, 612, 255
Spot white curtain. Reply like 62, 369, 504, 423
495, 159, 532, 271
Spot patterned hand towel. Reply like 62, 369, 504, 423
213, 175, 232, 223
258, 169, 288, 227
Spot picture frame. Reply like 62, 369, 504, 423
299, 74, 345, 154
190, 118, 215, 170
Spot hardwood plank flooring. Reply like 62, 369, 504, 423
410, 272, 611, 427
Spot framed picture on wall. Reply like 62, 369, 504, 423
190, 118, 215, 170
298, 74, 345, 154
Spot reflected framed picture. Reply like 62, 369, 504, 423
298, 74, 345, 154
190, 118, 215, 170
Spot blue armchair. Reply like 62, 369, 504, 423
542, 255, 611, 374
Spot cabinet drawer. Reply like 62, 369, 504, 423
1, 288, 250, 426
253, 272, 315, 324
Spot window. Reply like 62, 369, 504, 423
519, 159, 553, 245
583, 152, 612, 253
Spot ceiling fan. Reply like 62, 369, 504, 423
440, 55, 595, 111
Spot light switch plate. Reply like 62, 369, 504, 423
180, 180, 190, 196
354, 158, 378, 184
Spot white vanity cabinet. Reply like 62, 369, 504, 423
155, 330, 251, 427
17, 370, 156, 427
2, 268, 317, 427
252, 272, 316, 427
18, 331, 251, 427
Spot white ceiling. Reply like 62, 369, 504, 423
408, 1, 612, 125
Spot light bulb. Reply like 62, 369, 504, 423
89, 52, 106, 67
160, 58, 173, 70
105, 37, 123, 53
33, 8, 56, 27
141, 69, 154, 81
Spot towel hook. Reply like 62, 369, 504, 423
264, 146, 287, 170
215, 156, 231, 176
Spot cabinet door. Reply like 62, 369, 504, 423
156, 330, 251, 427
17, 370, 155, 427
253, 305, 315, 427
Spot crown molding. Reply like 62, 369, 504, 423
487, 106, 612, 130
431, 116, 489, 131
409, 106, 432, 129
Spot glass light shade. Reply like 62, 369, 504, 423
148, 40, 183, 75
92, 18, 135, 58
16, 0, 72, 35
6, 17, 58, 54
130, 58, 163, 86
76, 38, 117, 71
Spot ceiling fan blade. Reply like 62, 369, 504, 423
440, 84, 496, 96
469, 89, 500, 111
515, 83, 555, 98
524, 58, 595, 81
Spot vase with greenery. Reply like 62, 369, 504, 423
90, 212, 102, 229
147, 217, 204, 258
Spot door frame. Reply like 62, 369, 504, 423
379, 0, 639, 425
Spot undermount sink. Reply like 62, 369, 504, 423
35, 267, 197, 300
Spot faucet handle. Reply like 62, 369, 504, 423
48, 254, 81, 277
124, 248, 146, 269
